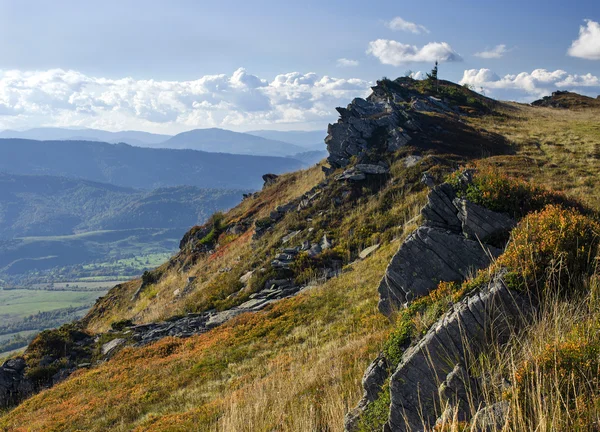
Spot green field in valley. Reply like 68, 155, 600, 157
0, 289, 106, 320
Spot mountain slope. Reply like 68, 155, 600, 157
160, 128, 305, 156
0, 139, 303, 190
246, 129, 326, 150
2, 80, 600, 431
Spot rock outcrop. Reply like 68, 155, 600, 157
0, 358, 33, 408
378, 183, 514, 316
386, 278, 532, 431
325, 81, 416, 169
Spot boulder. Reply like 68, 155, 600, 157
470, 400, 510, 432
359, 244, 380, 259
345, 354, 390, 432
262, 173, 279, 188
386, 279, 532, 431
101, 338, 126, 358
377, 184, 514, 316
378, 226, 501, 316
453, 199, 515, 242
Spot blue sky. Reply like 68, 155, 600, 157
0, 0, 598, 133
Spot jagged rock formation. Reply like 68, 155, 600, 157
324, 79, 424, 170
0, 359, 33, 408
386, 278, 532, 431
378, 183, 514, 316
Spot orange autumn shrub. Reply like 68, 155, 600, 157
513, 324, 600, 429
497, 205, 600, 294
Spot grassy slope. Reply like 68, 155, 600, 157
2, 91, 600, 431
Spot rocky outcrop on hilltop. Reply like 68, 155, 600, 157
324, 78, 461, 171
531, 90, 600, 109
378, 180, 514, 316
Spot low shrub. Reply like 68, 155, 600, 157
498, 204, 600, 294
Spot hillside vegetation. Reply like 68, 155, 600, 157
2, 78, 600, 431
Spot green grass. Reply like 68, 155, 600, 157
0, 289, 106, 320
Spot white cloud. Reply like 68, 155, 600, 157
0, 68, 372, 133
409, 71, 426, 80
568, 19, 600, 60
367, 40, 462, 65
336, 58, 359, 67
459, 68, 600, 100
474, 44, 509, 59
386, 17, 429, 34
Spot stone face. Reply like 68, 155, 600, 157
453, 198, 515, 242
0, 359, 34, 408
386, 280, 532, 432
378, 226, 501, 316
377, 184, 514, 316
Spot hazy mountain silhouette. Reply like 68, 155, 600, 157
0, 139, 303, 190
0, 127, 171, 147
159, 128, 305, 156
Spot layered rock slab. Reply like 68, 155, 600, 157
386, 279, 532, 431
378, 184, 514, 316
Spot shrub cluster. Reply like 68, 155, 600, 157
498, 204, 600, 294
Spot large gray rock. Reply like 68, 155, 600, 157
377, 184, 514, 316
325, 87, 416, 168
378, 226, 501, 316
0, 358, 34, 408
470, 400, 510, 431
386, 279, 532, 432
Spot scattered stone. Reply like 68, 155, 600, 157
403, 155, 423, 168
101, 338, 126, 357
239, 271, 254, 284
421, 173, 436, 188
307, 243, 322, 257
355, 164, 390, 175
359, 244, 380, 259
282, 230, 301, 244
320, 234, 333, 250
471, 400, 510, 432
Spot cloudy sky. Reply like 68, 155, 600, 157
0, 0, 599, 134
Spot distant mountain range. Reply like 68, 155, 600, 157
0, 128, 171, 148
0, 127, 326, 156
158, 128, 305, 156
0, 139, 304, 190
0, 173, 246, 239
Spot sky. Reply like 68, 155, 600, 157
0, 0, 598, 134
